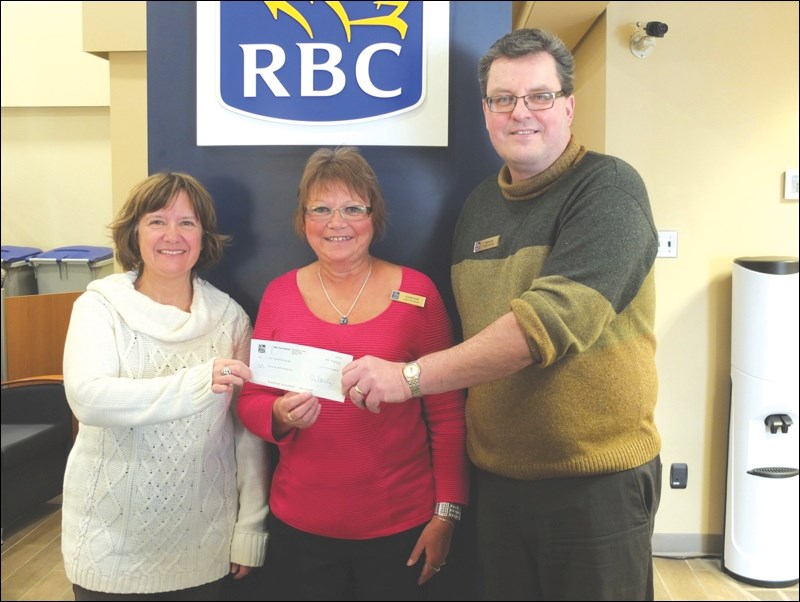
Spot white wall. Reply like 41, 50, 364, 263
573, 1, 799, 553
1, 1, 113, 251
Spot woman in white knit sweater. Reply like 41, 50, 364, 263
61, 173, 270, 601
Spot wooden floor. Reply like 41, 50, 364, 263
2, 498, 71, 601
2, 497, 798, 601
653, 556, 798, 601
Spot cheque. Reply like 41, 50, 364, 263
249, 339, 353, 402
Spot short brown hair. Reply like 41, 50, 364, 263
478, 28, 575, 98
293, 147, 388, 240
110, 172, 230, 273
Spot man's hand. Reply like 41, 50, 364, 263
341, 356, 411, 413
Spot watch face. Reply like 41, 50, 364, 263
404, 363, 420, 378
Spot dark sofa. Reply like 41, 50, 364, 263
1, 376, 73, 530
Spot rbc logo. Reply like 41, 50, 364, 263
218, 1, 425, 123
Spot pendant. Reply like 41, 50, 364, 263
339, 317, 348, 325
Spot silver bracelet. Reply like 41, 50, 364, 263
434, 502, 462, 522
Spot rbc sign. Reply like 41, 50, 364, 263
218, 1, 425, 123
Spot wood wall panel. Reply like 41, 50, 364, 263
4, 292, 81, 380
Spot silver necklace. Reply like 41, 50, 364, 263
317, 258, 373, 325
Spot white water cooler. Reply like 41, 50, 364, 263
723, 256, 799, 587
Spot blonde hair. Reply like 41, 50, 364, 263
293, 147, 387, 240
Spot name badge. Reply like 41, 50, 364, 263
391, 290, 426, 307
473, 235, 500, 253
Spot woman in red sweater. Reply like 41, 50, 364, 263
237, 147, 468, 601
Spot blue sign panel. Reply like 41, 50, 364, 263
218, 1, 425, 123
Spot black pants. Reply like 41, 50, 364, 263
73, 578, 224, 601
262, 514, 428, 601
476, 456, 662, 601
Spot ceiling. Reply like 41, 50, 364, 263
512, 1, 609, 50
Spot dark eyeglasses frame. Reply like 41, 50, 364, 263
485, 91, 565, 113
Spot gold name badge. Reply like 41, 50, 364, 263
473, 235, 500, 253
391, 290, 426, 307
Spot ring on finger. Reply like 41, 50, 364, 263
353, 385, 365, 398
424, 563, 441, 573
221, 366, 232, 376
287, 411, 295, 422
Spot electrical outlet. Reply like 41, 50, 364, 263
670, 463, 688, 489
657, 230, 678, 258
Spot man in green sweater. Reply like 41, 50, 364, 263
343, 28, 661, 601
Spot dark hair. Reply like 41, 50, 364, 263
294, 147, 387, 240
110, 172, 229, 273
478, 28, 575, 98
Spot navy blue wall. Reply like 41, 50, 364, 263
146, 1, 508, 323
146, 4, 510, 598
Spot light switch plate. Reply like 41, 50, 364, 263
785, 169, 799, 200
657, 230, 678, 258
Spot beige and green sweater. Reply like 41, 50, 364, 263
452, 138, 661, 480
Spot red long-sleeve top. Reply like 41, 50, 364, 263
238, 267, 468, 539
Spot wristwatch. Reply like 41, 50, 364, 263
435, 502, 463, 522
402, 361, 422, 397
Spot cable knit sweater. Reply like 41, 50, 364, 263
452, 137, 661, 480
61, 272, 269, 594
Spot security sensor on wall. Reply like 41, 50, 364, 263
630, 21, 669, 59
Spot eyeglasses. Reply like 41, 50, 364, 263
485, 91, 565, 113
305, 205, 373, 221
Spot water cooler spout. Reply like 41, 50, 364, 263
765, 414, 793, 434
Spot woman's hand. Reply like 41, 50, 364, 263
230, 563, 252, 580
212, 358, 252, 394
273, 390, 321, 437
406, 516, 455, 585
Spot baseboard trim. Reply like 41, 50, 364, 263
652, 533, 723, 557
